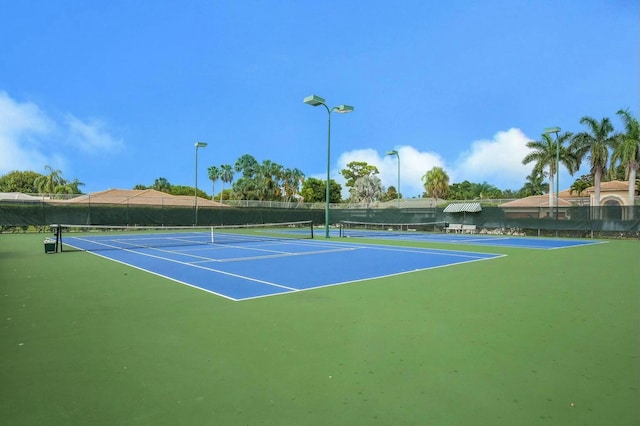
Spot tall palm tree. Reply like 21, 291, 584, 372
421, 167, 449, 202
259, 160, 284, 200
288, 168, 305, 202
522, 131, 577, 209
34, 165, 65, 196
571, 116, 617, 209
234, 154, 259, 178
611, 108, 640, 203
207, 166, 220, 200
219, 164, 234, 202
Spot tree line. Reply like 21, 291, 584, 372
423, 109, 639, 204
2, 109, 637, 204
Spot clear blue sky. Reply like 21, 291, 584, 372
1, 0, 637, 197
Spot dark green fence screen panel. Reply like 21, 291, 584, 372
1, 201, 638, 234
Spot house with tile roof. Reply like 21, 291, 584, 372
499, 180, 638, 220
584, 180, 636, 207
499, 194, 575, 219
50, 188, 227, 207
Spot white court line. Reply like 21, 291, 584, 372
204, 247, 359, 263
64, 239, 299, 292
64, 237, 506, 301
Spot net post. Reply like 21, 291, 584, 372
309, 221, 314, 239
51, 224, 62, 253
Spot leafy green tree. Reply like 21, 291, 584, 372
501, 189, 518, 198
571, 116, 617, 208
300, 177, 325, 202
381, 185, 399, 202
133, 184, 148, 190
611, 108, 639, 202
300, 177, 341, 203
447, 180, 475, 200
523, 131, 577, 208
218, 188, 233, 201
350, 175, 384, 203
169, 185, 207, 198
0, 170, 43, 193
340, 161, 379, 189
421, 167, 449, 202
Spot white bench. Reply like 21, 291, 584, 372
461, 224, 477, 234
445, 223, 462, 233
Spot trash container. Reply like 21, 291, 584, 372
44, 238, 56, 254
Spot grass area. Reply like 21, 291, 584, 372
1, 233, 638, 425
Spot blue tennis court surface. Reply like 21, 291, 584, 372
334, 230, 604, 249
63, 237, 504, 301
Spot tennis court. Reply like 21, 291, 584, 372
2, 230, 638, 425
54, 223, 504, 301
337, 221, 605, 249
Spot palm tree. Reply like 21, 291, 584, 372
34, 165, 65, 197
152, 177, 171, 193
280, 167, 305, 202
522, 131, 577, 209
571, 116, 617, 210
219, 164, 234, 202
66, 178, 85, 194
257, 160, 284, 200
519, 170, 548, 197
611, 109, 640, 204
570, 180, 592, 197
207, 166, 220, 200
234, 154, 259, 178
421, 167, 449, 202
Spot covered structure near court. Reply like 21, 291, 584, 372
442, 202, 482, 224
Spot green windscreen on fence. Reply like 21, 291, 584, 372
1, 200, 639, 235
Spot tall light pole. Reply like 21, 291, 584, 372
194, 141, 207, 225
544, 127, 560, 236
304, 95, 354, 238
386, 150, 400, 208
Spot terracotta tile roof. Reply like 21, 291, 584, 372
499, 195, 573, 208
585, 180, 630, 192
49, 188, 227, 207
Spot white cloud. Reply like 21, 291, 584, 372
335, 146, 445, 198
0, 91, 57, 173
328, 128, 535, 199
451, 128, 533, 190
0, 91, 123, 176
64, 114, 124, 154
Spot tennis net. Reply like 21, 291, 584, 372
51, 221, 314, 252
339, 220, 447, 238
